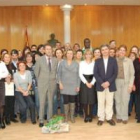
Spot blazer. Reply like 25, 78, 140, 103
94, 57, 118, 92
116, 57, 135, 87
11, 62, 17, 73
34, 56, 58, 94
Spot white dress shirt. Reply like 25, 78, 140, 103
79, 60, 96, 85
12, 60, 18, 68
103, 58, 108, 74
0, 61, 9, 80
45, 55, 52, 65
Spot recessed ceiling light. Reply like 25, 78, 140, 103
84, 3, 87, 6
46, 4, 49, 6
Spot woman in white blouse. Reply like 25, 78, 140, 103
0, 60, 9, 129
79, 49, 96, 122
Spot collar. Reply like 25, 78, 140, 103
45, 55, 52, 59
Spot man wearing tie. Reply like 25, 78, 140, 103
35, 44, 58, 127
94, 44, 118, 126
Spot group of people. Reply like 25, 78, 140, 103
0, 38, 140, 130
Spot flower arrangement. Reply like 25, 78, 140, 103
42, 115, 69, 134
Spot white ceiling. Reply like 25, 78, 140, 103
0, 0, 140, 6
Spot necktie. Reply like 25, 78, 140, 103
48, 57, 51, 72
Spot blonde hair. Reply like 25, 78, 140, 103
84, 49, 93, 60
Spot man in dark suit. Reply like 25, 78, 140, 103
10, 49, 19, 123
11, 49, 19, 73
94, 44, 118, 126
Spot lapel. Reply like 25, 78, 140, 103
43, 56, 49, 71
51, 57, 55, 70
101, 58, 106, 76
43, 56, 56, 72
106, 57, 111, 76
11, 62, 17, 69
123, 57, 128, 73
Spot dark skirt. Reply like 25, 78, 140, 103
80, 75, 96, 104
0, 80, 5, 107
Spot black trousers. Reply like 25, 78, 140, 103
4, 96, 15, 119
136, 93, 140, 120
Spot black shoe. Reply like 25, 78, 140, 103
21, 120, 26, 123
39, 123, 44, 127
5, 117, 11, 125
97, 120, 103, 126
44, 115, 47, 120
128, 113, 131, 116
1, 120, 6, 129
84, 117, 89, 123
88, 117, 93, 122
107, 119, 116, 126
32, 121, 36, 124
14, 114, 17, 118
0, 116, 5, 129
137, 120, 140, 123
11, 118, 18, 123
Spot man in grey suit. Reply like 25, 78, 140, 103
34, 44, 58, 127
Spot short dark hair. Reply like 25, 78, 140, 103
76, 49, 83, 54
44, 43, 52, 49
84, 38, 90, 43
93, 48, 101, 53
10, 49, 18, 55
54, 48, 64, 57
109, 48, 116, 52
100, 44, 109, 50
37, 44, 44, 51
31, 44, 37, 48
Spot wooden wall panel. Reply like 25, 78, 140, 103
0, 6, 140, 52
0, 6, 64, 51
71, 6, 140, 51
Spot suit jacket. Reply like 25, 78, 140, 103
11, 62, 17, 73
134, 58, 140, 94
116, 57, 135, 87
34, 56, 58, 95
94, 57, 118, 92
